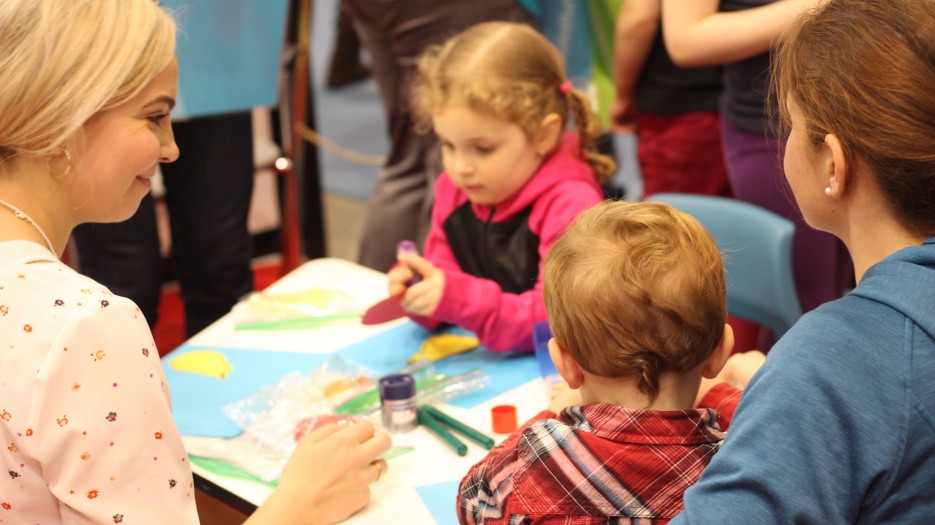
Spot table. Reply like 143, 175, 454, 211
163, 258, 549, 524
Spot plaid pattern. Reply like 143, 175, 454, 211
458, 403, 727, 524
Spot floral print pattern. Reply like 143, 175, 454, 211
0, 242, 199, 524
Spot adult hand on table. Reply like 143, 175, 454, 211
247, 420, 392, 525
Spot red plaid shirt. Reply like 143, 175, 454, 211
457, 384, 740, 524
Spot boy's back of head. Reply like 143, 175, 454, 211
543, 200, 727, 401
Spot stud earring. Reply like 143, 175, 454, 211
824, 186, 833, 197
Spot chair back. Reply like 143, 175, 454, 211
649, 193, 803, 338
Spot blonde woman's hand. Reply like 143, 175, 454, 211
250, 420, 392, 525
397, 252, 444, 317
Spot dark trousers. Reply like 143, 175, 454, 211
721, 120, 852, 313
73, 111, 255, 337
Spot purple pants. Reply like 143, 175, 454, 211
721, 121, 852, 313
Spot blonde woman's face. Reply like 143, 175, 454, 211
433, 105, 542, 206
67, 58, 179, 223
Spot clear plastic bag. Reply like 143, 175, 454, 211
231, 283, 369, 330
202, 356, 493, 482
213, 356, 379, 482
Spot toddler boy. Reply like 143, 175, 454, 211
458, 200, 743, 524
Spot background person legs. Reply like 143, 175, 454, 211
721, 122, 852, 315
73, 111, 256, 339
72, 195, 164, 325
161, 111, 255, 337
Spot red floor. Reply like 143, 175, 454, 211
154, 261, 282, 357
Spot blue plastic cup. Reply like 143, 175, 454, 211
533, 321, 563, 391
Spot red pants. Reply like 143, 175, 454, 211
637, 111, 731, 198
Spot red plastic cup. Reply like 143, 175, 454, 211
491, 405, 518, 434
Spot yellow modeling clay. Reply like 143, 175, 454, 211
168, 350, 234, 379
409, 334, 480, 363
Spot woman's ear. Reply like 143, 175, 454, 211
823, 133, 848, 198
549, 337, 584, 388
533, 113, 563, 156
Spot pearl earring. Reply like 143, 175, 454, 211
824, 187, 833, 196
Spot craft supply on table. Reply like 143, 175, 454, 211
379, 373, 419, 433
420, 405, 494, 450
417, 407, 467, 456
361, 240, 423, 325
491, 405, 519, 434
232, 283, 368, 330
532, 321, 565, 394
334, 368, 491, 416
408, 333, 480, 363
360, 291, 407, 325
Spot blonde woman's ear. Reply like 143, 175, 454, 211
533, 113, 564, 156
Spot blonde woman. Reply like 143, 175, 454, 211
0, 1, 388, 523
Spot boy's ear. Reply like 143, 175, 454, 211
533, 113, 563, 157
701, 323, 735, 379
549, 337, 585, 388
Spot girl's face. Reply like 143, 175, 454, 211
782, 98, 829, 231
67, 58, 180, 223
433, 105, 544, 206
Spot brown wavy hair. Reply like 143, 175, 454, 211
772, 0, 935, 237
543, 200, 727, 402
410, 21, 615, 183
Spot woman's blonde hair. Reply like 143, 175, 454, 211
772, 0, 935, 236
0, 0, 176, 164
543, 200, 727, 402
410, 21, 615, 183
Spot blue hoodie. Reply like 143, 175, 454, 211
674, 238, 935, 524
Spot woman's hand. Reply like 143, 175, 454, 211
250, 420, 392, 525
547, 383, 582, 414
396, 252, 444, 317
718, 350, 767, 389
696, 350, 767, 406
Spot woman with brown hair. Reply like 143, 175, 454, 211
672, 0, 935, 521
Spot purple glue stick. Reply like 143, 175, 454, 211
397, 240, 422, 285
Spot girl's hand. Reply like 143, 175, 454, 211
386, 263, 416, 298
397, 252, 444, 317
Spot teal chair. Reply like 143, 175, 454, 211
649, 193, 803, 338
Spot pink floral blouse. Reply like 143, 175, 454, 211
0, 241, 198, 524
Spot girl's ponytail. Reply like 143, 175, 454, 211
566, 88, 616, 184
